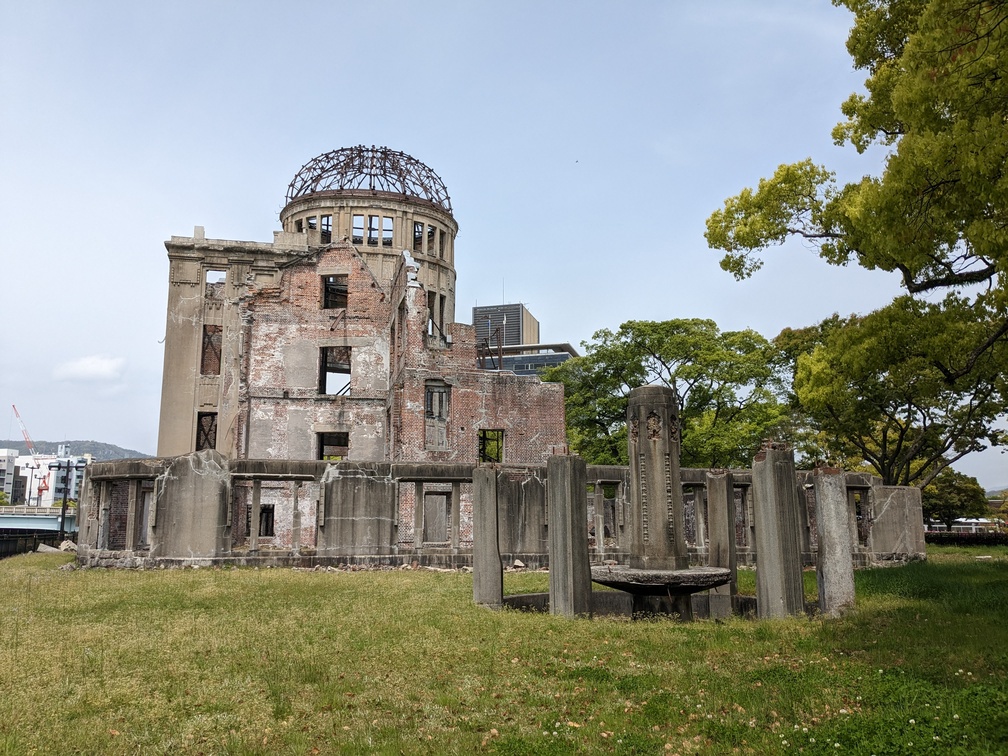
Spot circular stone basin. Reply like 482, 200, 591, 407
590, 565, 731, 597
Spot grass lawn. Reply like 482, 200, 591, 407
1, 546, 1005, 755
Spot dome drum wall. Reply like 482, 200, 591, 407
280, 193, 457, 330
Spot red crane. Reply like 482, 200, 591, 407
12, 404, 38, 458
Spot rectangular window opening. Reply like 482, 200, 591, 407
204, 269, 226, 298
295, 219, 303, 233
413, 221, 423, 253
425, 381, 450, 420
318, 432, 349, 461
321, 214, 332, 244
439, 229, 446, 258
322, 274, 348, 309
367, 215, 379, 246
427, 291, 437, 335
320, 346, 352, 395
352, 215, 365, 245
478, 429, 504, 463
196, 412, 218, 451
200, 325, 223, 375
382, 216, 393, 247
259, 504, 275, 538
427, 225, 436, 255
307, 216, 317, 231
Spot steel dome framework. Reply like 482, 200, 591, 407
285, 145, 452, 214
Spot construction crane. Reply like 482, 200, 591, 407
12, 404, 45, 505
12, 405, 38, 458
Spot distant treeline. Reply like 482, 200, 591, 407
0, 440, 150, 461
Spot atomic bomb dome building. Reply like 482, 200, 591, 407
76, 146, 925, 576
157, 146, 565, 467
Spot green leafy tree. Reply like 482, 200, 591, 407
706, 0, 1008, 322
922, 467, 991, 529
0, 491, 10, 507
705, 0, 1008, 478
544, 319, 787, 468
793, 296, 1004, 486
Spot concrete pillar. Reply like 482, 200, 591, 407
693, 486, 707, 551
752, 441, 805, 618
705, 470, 737, 619
99, 481, 111, 550
125, 480, 138, 551
414, 481, 424, 548
291, 482, 301, 555
813, 467, 855, 617
472, 467, 502, 608
593, 482, 605, 557
797, 482, 813, 559
547, 455, 591, 617
450, 482, 461, 551
250, 479, 261, 553
626, 385, 687, 570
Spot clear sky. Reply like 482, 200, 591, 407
1, 1, 1003, 488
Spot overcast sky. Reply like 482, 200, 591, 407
1, 1, 1003, 487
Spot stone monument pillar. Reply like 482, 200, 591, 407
705, 469, 737, 618
547, 455, 592, 617
626, 385, 688, 570
752, 441, 805, 618
813, 467, 856, 617
472, 467, 503, 608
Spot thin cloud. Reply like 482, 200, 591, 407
52, 355, 126, 383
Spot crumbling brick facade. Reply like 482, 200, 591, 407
152, 146, 567, 555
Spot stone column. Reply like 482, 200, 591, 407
593, 482, 605, 557
472, 467, 502, 608
705, 469, 737, 619
450, 482, 461, 551
125, 480, 138, 551
249, 479, 261, 553
291, 482, 301, 556
626, 385, 687, 570
548, 455, 591, 617
752, 441, 805, 618
414, 481, 424, 549
693, 486, 707, 551
813, 467, 855, 617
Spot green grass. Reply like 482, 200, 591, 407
1, 547, 1005, 754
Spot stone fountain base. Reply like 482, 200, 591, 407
590, 565, 731, 620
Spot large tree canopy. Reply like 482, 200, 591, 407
544, 319, 786, 468
707, 0, 1008, 307
706, 0, 1008, 478
793, 296, 1005, 486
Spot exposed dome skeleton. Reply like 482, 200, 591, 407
285, 145, 452, 214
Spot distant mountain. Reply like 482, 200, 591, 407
0, 440, 151, 461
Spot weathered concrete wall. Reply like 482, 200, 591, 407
317, 463, 396, 556
870, 484, 926, 560
150, 450, 230, 559
496, 468, 548, 558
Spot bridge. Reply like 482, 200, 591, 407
0, 506, 78, 533
0, 507, 78, 559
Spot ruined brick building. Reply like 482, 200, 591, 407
157, 146, 564, 465
139, 146, 565, 554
